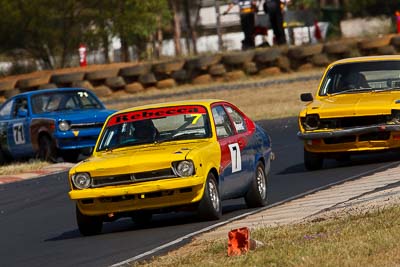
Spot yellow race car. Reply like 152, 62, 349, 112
68, 99, 273, 235
298, 55, 400, 170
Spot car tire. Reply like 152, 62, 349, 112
197, 172, 221, 220
38, 135, 57, 162
0, 148, 6, 165
304, 149, 323, 171
131, 211, 153, 227
76, 206, 103, 236
245, 161, 268, 208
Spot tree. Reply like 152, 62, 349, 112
109, 0, 170, 61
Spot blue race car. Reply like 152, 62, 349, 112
0, 88, 116, 164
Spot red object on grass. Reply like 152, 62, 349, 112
227, 227, 250, 256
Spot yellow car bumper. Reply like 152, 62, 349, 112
299, 124, 400, 153
69, 176, 206, 216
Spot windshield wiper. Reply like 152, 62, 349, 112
371, 87, 400, 92
155, 133, 202, 144
331, 87, 372, 95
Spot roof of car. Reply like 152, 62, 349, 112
113, 99, 227, 115
330, 55, 400, 66
14, 87, 91, 97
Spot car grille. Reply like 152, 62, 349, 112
70, 122, 104, 130
323, 131, 391, 144
319, 115, 388, 129
91, 168, 177, 188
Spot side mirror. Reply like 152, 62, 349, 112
17, 108, 28, 117
300, 93, 313, 102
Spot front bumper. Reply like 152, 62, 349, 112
297, 124, 400, 140
298, 124, 400, 153
54, 128, 101, 150
69, 176, 206, 216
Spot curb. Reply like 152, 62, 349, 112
0, 163, 74, 185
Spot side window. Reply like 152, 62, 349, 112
0, 99, 14, 118
12, 97, 28, 118
211, 105, 234, 138
225, 105, 247, 133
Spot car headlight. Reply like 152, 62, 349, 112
173, 160, 195, 177
303, 114, 320, 130
389, 110, 400, 124
59, 120, 71, 131
72, 173, 91, 189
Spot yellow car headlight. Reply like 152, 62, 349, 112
72, 173, 91, 189
173, 160, 195, 177
303, 114, 320, 130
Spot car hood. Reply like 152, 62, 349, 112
73, 140, 211, 176
39, 109, 115, 123
307, 92, 400, 118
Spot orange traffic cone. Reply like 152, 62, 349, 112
227, 227, 250, 256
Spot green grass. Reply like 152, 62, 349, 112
137, 205, 400, 267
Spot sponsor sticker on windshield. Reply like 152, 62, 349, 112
107, 105, 207, 126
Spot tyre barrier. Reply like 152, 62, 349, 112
1, 34, 400, 99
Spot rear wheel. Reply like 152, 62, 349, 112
197, 172, 221, 220
76, 206, 103, 236
245, 161, 268, 208
304, 149, 323, 170
38, 135, 57, 162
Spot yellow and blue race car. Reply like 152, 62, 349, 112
68, 99, 273, 235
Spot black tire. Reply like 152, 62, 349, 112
304, 149, 323, 171
85, 68, 119, 81
0, 80, 16, 91
120, 64, 151, 77
50, 72, 85, 84
335, 153, 351, 162
76, 205, 103, 236
131, 210, 153, 227
245, 161, 268, 208
0, 148, 6, 165
62, 150, 80, 163
254, 48, 281, 64
197, 172, 221, 220
38, 135, 57, 162
16, 76, 50, 89
222, 51, 255, 66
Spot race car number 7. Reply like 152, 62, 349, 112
13, 123, 25, 144
228, 143, 242, 173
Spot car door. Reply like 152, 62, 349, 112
6, 96, 34, 159
211, 104, 247, 199
223, 103, 254, 191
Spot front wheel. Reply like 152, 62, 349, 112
0, 148, 6, 165
76, 206, 103, 236
197, 172, 222, 220
38, 135, 57, 162
304, 149, 323, 171
245, 161, 268, 208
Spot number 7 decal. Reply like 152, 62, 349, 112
228, 143, 242, 173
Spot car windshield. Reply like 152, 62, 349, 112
31, 90, 103, 114
319, 60, 400, 96
97, 105, 212, 151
